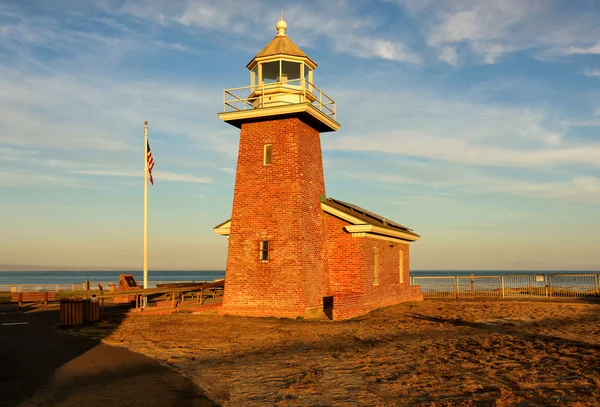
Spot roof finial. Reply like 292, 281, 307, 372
276, 11, 287, 36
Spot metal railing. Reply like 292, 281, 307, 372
222, 79, 336, 121
412, 274, 600, 300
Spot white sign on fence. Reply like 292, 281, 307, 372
536, 276, 544, 282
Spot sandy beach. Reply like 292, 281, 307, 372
65, 299, 600, 406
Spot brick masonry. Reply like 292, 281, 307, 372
325, 214, 423, 320
221, 118, 329, 318
221, 115, 422, 320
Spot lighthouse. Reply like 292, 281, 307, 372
215, 18, 422, 320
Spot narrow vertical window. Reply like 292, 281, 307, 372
399, 249, 404, 284
264, 144, 272, 165
373, 247, 379, 286
260, 240, 270, 261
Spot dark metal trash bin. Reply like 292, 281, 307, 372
60, 298, 83, 327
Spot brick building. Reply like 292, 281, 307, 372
214, 18, 422, 320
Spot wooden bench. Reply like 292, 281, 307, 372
11, 292, 56, 308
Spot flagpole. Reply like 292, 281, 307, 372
143, 121, 149, 291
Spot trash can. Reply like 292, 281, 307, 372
59, 298, 84, 327
83, 298, 100, 323
109, 283, 116, 291
98, 284, 104, 291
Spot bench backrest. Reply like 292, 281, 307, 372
11, 292, 57, 302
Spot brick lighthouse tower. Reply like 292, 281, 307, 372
216, 17, 340, 318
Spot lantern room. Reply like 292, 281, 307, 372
218, 17, 340, 133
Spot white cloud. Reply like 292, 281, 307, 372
155, 171, 212, 183
152, 40, 190, 51
392, 0, 600, 65
71, 169, 212, 183
0, 68, 217, 152
583, 68, 600, 77
437, 46, 458, 66
566, 41, 600, 55
217, 167, 235, 174
0, 169, 92, 188
114, 0, 420, 63
343, 167, 600, 205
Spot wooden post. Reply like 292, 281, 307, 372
470, 273, 475, 297
171, 291, 175, 308
454, 276, 458, 299
501, 275, 505, 298
497, 276, 501, 298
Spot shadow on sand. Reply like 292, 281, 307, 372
0, 302, 217, 407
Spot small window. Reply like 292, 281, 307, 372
260, 240, 270, 261
373, 247, 379, 286
264, 144, 272, 165
399, 249, 404, 284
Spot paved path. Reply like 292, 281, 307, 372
0, 304, 216, 407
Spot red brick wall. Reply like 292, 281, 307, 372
222, 117, 329, 318
325, 214, 422, 320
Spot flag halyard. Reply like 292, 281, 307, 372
147, 140, 155, 185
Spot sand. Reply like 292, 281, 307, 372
72, 299, 600, 406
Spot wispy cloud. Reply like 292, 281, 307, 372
583, 68, 600, 77
344, 168, 600, 205
391, 0, 600, 65
0, 168, 93, 188
566, 41, 600, 55
71, 169, 212, 183
326, 84, 580, 168
113, 0, 420, 63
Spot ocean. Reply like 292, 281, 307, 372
0, 270, 226, 288
0, 269, 596, 287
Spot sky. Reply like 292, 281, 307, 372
1, 0, 599, 271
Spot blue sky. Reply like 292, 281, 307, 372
1, 0, 599, 270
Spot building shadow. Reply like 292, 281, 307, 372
0, 303, 217, 407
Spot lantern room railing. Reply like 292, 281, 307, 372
222, 79, 336, 121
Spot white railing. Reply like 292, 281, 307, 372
222, 79, 336, 121
412, 274, 600, 299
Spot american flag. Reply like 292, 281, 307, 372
147, 140, 155, 185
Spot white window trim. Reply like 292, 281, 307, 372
264, 144, 272, 166
399, 249, 404, 284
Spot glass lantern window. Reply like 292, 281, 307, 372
261, 61, 279, 84
250, 66, 258, 90
281, 61, 301, 84
304, 66, 313, 91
